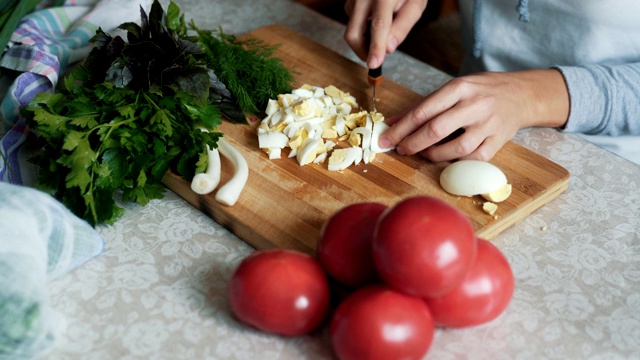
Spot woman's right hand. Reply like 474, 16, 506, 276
344, 0, 428, 69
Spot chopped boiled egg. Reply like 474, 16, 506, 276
482, 183, 512, 203
324, 85, 348, 98
297, 138, 320, 166
328, 147, 360, 171
350, 127, 372, 150
292, 88, 314, 98
266, 148, 281, 160
482, 201, 498, 216
348, 131, 362, 147
322, 128, 338, 139
258, 131, 289, 149
259, 84, 396, 171
314, 152, 328, 164
336, 103, 352, 115
370, 120, 394, 153
288, 134, 305, 150
265, 99, 280, 116
353, 147, 363, 165
291, 98, 315, 117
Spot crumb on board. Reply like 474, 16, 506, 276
541, 225, 547, 231
482, 201, 498, 216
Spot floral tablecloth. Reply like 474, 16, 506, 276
48, 0, 640, 359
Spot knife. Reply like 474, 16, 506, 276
364, 21, 383, 112
368, 66, 382, 112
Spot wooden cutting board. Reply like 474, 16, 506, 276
162, 24, 570, 255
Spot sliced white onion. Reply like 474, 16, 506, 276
190, 146, 221, 195
215, 138, 248, 206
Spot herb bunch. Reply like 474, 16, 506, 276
194, 24, 295, 116
22, 0, 294, 226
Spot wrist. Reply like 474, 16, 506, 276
518, 69, 570, 129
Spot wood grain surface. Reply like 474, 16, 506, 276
162, 24, 570, 255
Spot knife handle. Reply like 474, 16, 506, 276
365, 20, 383, 85
368, 66, 383, 87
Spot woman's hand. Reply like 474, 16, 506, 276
378, 69, 571, 162
344, 0, 427, 68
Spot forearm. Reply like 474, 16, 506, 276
554, 63, 640, 136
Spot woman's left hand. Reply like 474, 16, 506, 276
378, 69, 570, 162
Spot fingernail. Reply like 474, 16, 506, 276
367, 55, 380, 69
378, 136, 390, 148
388, 37, 398, 52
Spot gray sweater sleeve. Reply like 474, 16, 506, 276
554, 63, 640, 136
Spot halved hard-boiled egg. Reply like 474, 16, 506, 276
439, 160, 512, 202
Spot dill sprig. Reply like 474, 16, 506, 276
193, 24, 296, 116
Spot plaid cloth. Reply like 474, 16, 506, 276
0, 0, 151, 184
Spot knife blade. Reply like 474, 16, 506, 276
368, 65, 382, 112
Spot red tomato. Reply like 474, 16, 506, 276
426, 238, 515, 328
317, 202, 388, 288
227, 249, 330, 336
372, 196, 476, 298
330, 284, 435, 360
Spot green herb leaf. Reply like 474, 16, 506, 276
166, 1, 186, 34
0, 0, 41, 54
150, 109, 173, 137
167, 66, 210, 100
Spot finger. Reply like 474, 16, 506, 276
383, 98, 421, 126
396, 102, 479, 155
419, 128, 487, 162
368, 0, 395, 68
378, 85, 462, 149
384, 111, 408, 127
424, 133, 505, 163
344, 0, 373, 62
459, 135, 503, 161
344, 0, 355, 16
387, 0, 427, 53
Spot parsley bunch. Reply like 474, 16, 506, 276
22, 0, 293, 226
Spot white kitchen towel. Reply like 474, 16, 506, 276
0, 182, 104, 359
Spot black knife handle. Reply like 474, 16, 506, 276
368, 66, 382, 79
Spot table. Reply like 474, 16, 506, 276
48, 0, 640, 359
